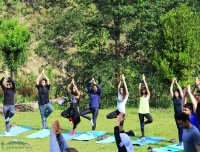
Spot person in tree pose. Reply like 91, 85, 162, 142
170, 78, 184, 146
106, 74, 129, 130
61, 78, 81, 136
80, 77, 102, 131
36, 69, 54, 129
138, 74, 153, 142
0, 71, 16, 136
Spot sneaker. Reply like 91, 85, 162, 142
140, 136, 146, 142
176, 142, 182, 146
5, 117, 10, 122
5, 132, 11, 137
90, 118, 94, 126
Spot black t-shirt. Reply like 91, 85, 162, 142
36, 84, 50, 105
0, 77, 16, 105
172, 97, 182, 115
70, 94, 79, 109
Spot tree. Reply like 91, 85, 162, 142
152, 4, 200, 86
0, 19, 30, 77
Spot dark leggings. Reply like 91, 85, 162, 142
174, 114, 183, 142
106, 110, 125, 126
139, 113, 153, 137
61, 108, 80, 130
80, 108, 99, 130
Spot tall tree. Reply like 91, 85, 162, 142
152, 4, 200, 86
0, 19, 30, 77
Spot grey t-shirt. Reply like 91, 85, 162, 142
183, 126, 200, 152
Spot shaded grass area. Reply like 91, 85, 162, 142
0, 108, 183, 152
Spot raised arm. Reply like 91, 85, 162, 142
170, 78, 175, 97
118, 79, 122, 91
36, 72, 42, 85
71, 79, 80, 97
0, 72, 8, 90
121, 74, 129, 95
114, 113, 126, 152
142, 74, 150, 96
187, 84, 197, 114
42, 70, 50, 85
175, 79, 183, 98
182, 87, 188, 111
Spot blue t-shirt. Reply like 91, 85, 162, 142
172, 97, 182, 114
86, 83, 102, 108
190, 113, 200, 131
182, 126, 200, 152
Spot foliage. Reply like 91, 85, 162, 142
152, 4, 200, 87
0, 19, 30, 77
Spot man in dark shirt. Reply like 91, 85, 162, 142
0, 71, 16, 136
114, 113, 134, 152
36, 70, 53, 129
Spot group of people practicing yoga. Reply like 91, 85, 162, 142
1, 70, 200, 152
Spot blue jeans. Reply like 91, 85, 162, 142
3, 105, 15, 132
39, 103, 54, 129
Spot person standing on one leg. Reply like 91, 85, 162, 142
36, 69, 54, 129
80, 77, 102, 131
0, 71, 16, 136
61, 78, 81, 136
106, 74, 129, 129
177, 112, 200, 152
138, 74, 153, 142
170, 78, 184, 146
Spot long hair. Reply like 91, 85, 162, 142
173, 89, 180, 98
120, 86, 127, 100
140, 87, 147, 97
70, 85, 78, 96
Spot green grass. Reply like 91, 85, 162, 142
0, 107, 183, 152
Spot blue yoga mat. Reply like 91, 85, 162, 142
73, 131, 107, 141
96, 136, 115, 144
62, 131, 84, 140
26, 129, 50, 138
132, 136, 165, 146
0, 126, 33, 137
153, 144, 184, 152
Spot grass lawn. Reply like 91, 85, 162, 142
0, 107, 183, 152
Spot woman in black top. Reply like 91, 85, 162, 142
36, 69, 54, 129
0, 71, 16, 136
170, 78, 183, 146
61, 78, 81, 136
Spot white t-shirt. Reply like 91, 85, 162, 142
117, 92, 129, 113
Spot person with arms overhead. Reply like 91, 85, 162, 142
106, 74, 129, 131
36, 69, 54, 129
170, 78, 184, 146
61, 78, 81, 136
138, 74, 153, 142
80, 77, 102, 131
0, 71, 16, 136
